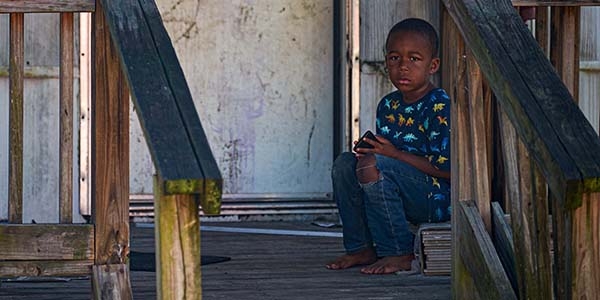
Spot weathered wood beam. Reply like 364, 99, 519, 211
499, 110, 552, 299
154, 175, 202, 299
59, 12, 74, 224
92, 0, 130, 266
91, 1, 131, 298
8, 12, 24, 224
99, 0, 222, 207
466, 54, 492, 233
456, 201, 517, 299
137, 0, 222, 213
550, 6, 580, 103
0, 224, 94, 260
0, 0, 94, 13
92, 264, 132, 299
442, 7, 475, 297
0, 260, 93, 277
512, 0, 600, 6
491, 202, 517, 294
443, 0, 600, 208
570, 192, 600, 300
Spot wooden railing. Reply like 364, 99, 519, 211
0, 0, 222, 299
442, 0, 600, 299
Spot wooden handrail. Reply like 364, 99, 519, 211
99, 0, 222, 206
443, 0, 600, 205
444, 0, 600, 299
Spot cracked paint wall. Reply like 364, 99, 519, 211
129, 0, 334, 197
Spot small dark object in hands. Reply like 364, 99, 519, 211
353, 130, 377, 152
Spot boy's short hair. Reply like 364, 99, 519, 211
386, 18, 439, 57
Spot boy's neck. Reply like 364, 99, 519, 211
401, 82, 435, 104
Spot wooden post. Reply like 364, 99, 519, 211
91, 1, 131, 298
550, 6, 580, 103
59, 12, 74, 224
466, 53, 492, 233
8, 12, 24, 224
154, 176, 202, 300
499, 110, 552, 299
441, 6, 476, 298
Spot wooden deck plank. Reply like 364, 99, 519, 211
0, 222, 451, 299
0, 224, 94, 260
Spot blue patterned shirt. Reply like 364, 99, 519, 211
375, 88, 451, 222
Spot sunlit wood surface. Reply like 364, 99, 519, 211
0, 221, 450, 300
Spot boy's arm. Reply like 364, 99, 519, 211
358, 136, 450, 179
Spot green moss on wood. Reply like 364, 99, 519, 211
164, 179, 202, 194
200, 179, 222, 215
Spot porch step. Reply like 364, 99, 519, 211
417, 223, 451, 276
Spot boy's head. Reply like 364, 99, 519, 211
385, 18, 440, 103
385, 18, 439, 58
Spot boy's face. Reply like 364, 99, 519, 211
385, 30, 440, 103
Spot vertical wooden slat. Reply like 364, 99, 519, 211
499, 109, 552, 299
535, 6, 550, 57
8, 13, 24, 224
571, 192, 600, 300
348, 0, 360, 145
92, 264, 132, 299
550, 6, 580, 103
154, 176, 202, 300
466, 53, 492, 233
442, 7, 478, 298
60, 12, 74, 224
91, 1, 131, 298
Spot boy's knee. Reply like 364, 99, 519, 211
332, 152, 357, 179
356, 154, 380, 184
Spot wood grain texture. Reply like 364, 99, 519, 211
0, 223, 452, 299
443, 0, 600, 208
8, 12, 24, 224
571, 192, 600, 300
550, 6, 580, 102
92, 264, 132, 300
491, 202, 517, 294
535, 6, 550, 57
154, 175, 202, 299
59, 12, 74, 224
99, 0, 222, 201
499, 110, 553, 299
456, 201, 517, 300
137, 0, 222, 212
0, 0, 94, 13
92, 0, 130, 266
0, 260, 93, 277
0, 224, 94, 260
512, 0, 600, 6
466, 53, 492, 233
441, 7, 473, 298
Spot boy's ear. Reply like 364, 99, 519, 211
429, 57, 440, 74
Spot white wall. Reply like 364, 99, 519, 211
129, 0, 334, 197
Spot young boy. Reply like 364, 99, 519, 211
326, 18, 451, 274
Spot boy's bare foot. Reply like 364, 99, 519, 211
360, 254, 414, 274
325, 248, 377, 270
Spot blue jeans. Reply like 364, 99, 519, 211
332, 152, 433, 257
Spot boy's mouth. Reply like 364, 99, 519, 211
398, 78, 411, 85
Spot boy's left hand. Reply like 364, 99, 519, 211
354, 135, 399, 158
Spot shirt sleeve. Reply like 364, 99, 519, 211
426, 91, 451, 172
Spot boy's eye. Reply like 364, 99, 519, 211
388, 55, 400, 61
409, 56, 420, 62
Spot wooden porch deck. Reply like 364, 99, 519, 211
0, 221, 450, 300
